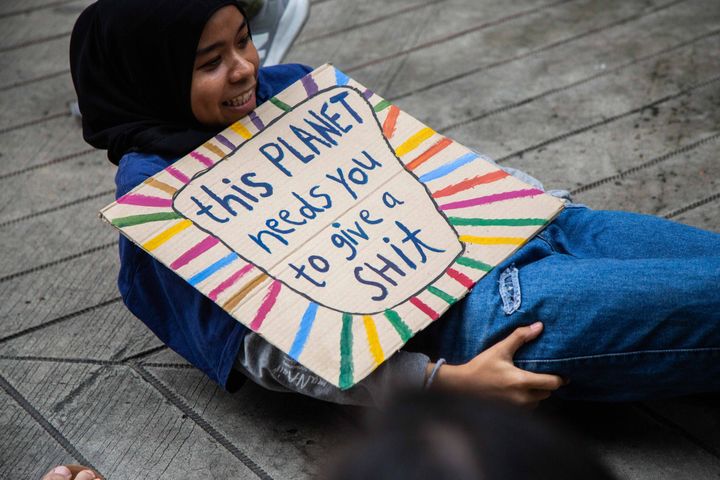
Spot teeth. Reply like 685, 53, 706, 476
224, 90, 252, 107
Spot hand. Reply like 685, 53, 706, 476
426, 322, 566, 408
42, 465, 102, 480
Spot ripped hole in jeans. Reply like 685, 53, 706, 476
499, 265, 521, 315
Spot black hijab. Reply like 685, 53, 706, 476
70, 0, 246, 164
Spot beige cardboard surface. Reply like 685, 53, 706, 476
100, 64, 564, 389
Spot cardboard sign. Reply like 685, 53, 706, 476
100, 64, 564, 389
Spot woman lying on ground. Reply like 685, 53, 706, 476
68, 0, 720, 411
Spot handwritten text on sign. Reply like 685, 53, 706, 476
173, 87, 463, 313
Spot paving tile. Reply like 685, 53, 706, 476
672, 200, 720, 232
451, 29, 720, 163
393, 1, 720, 132
0, 116, 90, 177
288, 0, 564, 84
0, 0, 90, 49
0, 182, 115, 277
0, 359, 261, 479
539, 401, 720, 479
575, 133, 719, 214
505, 73, 720, 194
0, 150, 114, 224
0, 382, 78, 479
0, 74, 76, 131
1, 301, 161, 362
0, 36, 69, 88
347, 0, 673, 98
146, 365, 360, 480
383, 0, 681, 99
0, 0, 79, 17
296, 0, 436, 43
0, 248, 119, 338
139, 347, 190, 367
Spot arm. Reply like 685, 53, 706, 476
426, 322, 566, 408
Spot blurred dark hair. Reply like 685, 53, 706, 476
323, 391, 617, 480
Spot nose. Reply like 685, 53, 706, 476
228, 53, 254, 83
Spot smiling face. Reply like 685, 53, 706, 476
191, 5, 260, 127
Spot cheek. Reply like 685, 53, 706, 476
190, 75, 221, 119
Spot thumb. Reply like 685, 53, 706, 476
44, 466, 72, 480
498, 322, 543, 356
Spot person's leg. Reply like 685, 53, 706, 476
512, 252, 720, 400
428, 206, 720, 401
543, 206, 720, 260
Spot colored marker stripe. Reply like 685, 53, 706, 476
427, 285, 457, 305
117, 193, 172, 208
270, 97, 292, 112
446, 267, 474, 289
143, 177, 177, 195
361, 88, 374, 100
459, 235, 525, 246
301, 74, 319, 96
166, 165, 190, 184
170, 235, 221, 270
250, 280, 282, 331
405, 137, 453, 171
289, 302, 319, 360
449, 217, 548, 227
362, 315, 385, 366
395, 127, 435, 157
111, 211, 182, 228
382, 105, 400, 139
222, 273, 268, 311
190, 151, 214, 168
188, 252, 238, 286
335, 69, 350, 86
373, 99, 391, 112
249, 111, 264, 131
455, 256, 493, 272
432, 170, 509, 198
440, 188, 544, 211
230, 122, 253, 140
339, 313, 354, 390
418, 152, 478, 183
142, 219, 192, 251
208, 264, 254, 301
215, 134, 235, 151
409, 296, 439, 320
383, 309, 412, 342
203, 142, 225, 158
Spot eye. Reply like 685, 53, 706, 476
201, 56, 222, 70
237, 34, 251, 48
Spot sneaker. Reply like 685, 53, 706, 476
69, 100, 82, 120
250, 0, 310, 66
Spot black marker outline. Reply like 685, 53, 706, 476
172, 85, 465, 315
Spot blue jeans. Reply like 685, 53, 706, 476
413, 206, 720, 401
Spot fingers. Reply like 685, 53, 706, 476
510, 388, 554, 408
43, 464, 102, 480
497, 322, 544, 356
507, 369, 565, 407
42, 466, 71, 480
520, 371, 565, 391
75, 470, 100, 480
